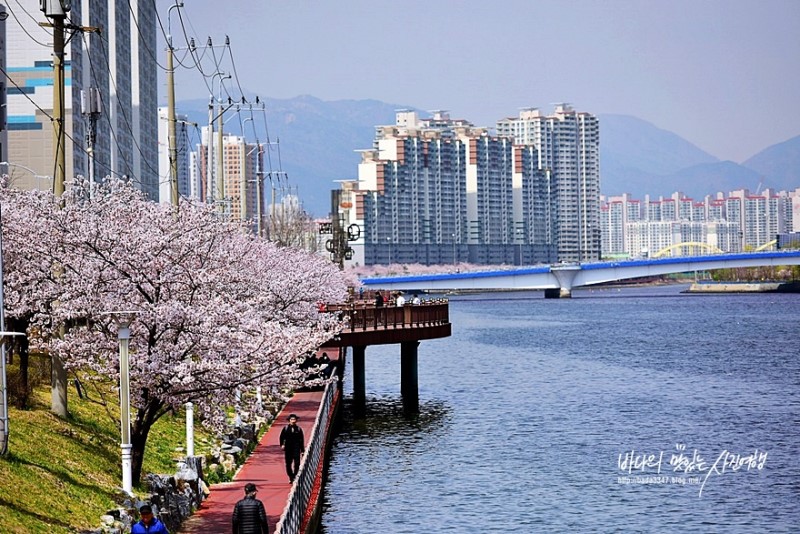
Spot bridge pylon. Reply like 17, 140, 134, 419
547, 264, 581, 298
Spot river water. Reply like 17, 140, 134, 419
319, 285, 799, 533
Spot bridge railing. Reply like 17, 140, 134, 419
324, 300, 449, 331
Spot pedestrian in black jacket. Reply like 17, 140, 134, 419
232, 483, 269, 534
279, 413, 305, 483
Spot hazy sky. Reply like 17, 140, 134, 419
164, 0, 800, 162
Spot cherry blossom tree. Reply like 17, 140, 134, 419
0, 183, 63, 408
3, 179, 350, 482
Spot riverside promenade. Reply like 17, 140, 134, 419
180, 298, 451, 533
179, 390, 325, 533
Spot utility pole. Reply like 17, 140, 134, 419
256, 143, 263, 237
205, 70, 229, 207
41, 0, 69, 418
206, 95, 213, 204
164, 1, 184, 206
166, 30, 178, 206
216, 95, 224, 214
46, 1, 68, 197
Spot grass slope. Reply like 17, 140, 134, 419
0, 386, 216, 533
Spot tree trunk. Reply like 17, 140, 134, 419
130, 398, 164, 485
7, 317, 30, 409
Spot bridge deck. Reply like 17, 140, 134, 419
359, 250, 800, 291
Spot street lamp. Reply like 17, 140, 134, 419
103, 311, 139, 495
386, 236, 392, 265
452, 233, 457, 266
0, 162, 52, 191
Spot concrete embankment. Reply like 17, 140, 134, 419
684, 281, 800, 293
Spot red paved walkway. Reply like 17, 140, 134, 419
180, 391, 324, 533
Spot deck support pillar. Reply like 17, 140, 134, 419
400, 341, 419, 413
352, 345, 366, 409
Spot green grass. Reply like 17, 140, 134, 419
0, 386, 218, 533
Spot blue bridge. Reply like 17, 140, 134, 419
361, 250, 800, 298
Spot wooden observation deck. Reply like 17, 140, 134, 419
320, 300, 452, 412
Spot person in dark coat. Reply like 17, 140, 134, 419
375, 291, 385, 307
232, 482, 269, 534
279, 413, 305, 483
131, 504, 169, 534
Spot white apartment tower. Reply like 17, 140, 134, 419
352, 109, 572, 266
4, 0, 158, 197
497, 105, 601, 262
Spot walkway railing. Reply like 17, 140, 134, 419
325, 300, 449, 331
274, 380, 338, 534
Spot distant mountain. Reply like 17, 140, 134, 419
594, 114, 798, 198
599, 114, 719, 176
175, 96, 799, 214
742, 135, 800, 193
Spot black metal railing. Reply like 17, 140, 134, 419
274, 380, 337, 534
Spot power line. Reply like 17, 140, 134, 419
126, 0, 168, 72
226, 37, 247, 100
1, 61, 124, 184
85, 31, 162, 185
0, 63, 54, 120
7, 0, 52, 47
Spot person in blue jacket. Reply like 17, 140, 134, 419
131, 504, 168, 534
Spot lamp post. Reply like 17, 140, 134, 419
117, 318, 133, 494
386, 236, 392, 265
452, 233, 457, 266
185, 400, 194, 457
103, 311, 139, 495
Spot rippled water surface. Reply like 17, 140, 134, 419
320, 285, 800, 533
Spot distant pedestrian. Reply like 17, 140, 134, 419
395, 292, 406, 306
280, 413, 305, 483
359, 286, 365, 300
375, 291, 385, 307
232, 482, 269, 534
411, 293, 421, 305
131, 504, 169, 534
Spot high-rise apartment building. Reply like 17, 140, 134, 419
601, 188, 799, 257
497, 105, 601, 262
600, 193, 640, 257
347, 110, 568, 266
345, 107, 598, 266
4, 0, 157, 197
192, 126, 262, 230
